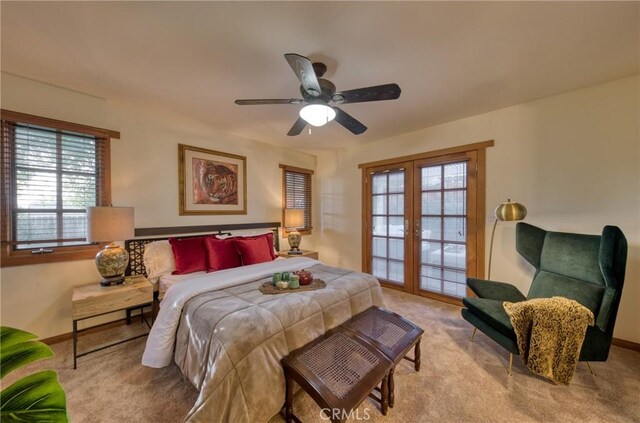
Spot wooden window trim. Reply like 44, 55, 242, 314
1, 110, 116, 267
358, 140, 494, 169
280, 164, 313, 235
0, 110, 120, 139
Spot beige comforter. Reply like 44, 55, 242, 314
170, 262, 384, 422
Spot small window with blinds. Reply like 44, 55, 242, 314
1, 110, 115, 266
280, 164, 313, 234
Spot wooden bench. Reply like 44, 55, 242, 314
282, 328, 393, 423
340, 306, 424, 408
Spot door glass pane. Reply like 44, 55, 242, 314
372, 195, 386, 215
419, 162, 468, 298
372, 237, 387, 257
422, 241, 441, 265
388, 260, 403, 283
423, 217, 441, 240
372, 216, 387, 236
422, 192, 441, 215
372, 174, 387, 194
444, 163, 466, 189
444, 191, 465, 215
370, 169, 405, 286
389, 216, 404, 237
421, 266, 442, 291
388, 172, 404, 192
422, 167, 441, 190
443, 243, 466, 269
372, 258, 387, 279
388, 194, 403, 215
443, 217, 465, 242
388, 238, 404, 260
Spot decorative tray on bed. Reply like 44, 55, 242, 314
259, 279, 326, 295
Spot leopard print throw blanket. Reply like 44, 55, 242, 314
503, 297, 594, 385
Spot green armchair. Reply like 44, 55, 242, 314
461, 222, 627, 365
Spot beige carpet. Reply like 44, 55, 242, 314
8, 288, 640, 422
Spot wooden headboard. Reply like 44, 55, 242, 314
124, 222, 281, 277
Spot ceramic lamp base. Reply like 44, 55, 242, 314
287, 229, 302, 254
96, 242, 129, 287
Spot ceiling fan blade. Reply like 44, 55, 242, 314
284, 53, 322, 97
287, 117, 307, 136
334, 83, 401, 104
235, 99, 303, 105
333, 107, 367, 135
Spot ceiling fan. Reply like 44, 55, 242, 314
235, 53, 401, 136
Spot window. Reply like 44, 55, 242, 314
1, 110, 118, 266
280, 164, 313, 234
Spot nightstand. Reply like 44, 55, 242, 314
71, 275, 153, 369
278, 250, 319, 260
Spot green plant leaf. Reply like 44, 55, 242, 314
0, 370, 68, 422
0, 326, 37, 350
1, 326, 54, 379
1, 340, 54, 379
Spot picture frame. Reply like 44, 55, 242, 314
178, 143, 247, 215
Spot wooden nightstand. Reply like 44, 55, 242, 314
71, 275, 153, 369
278, 250, 319, 260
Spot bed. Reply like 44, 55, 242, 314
125, 223, 385, 422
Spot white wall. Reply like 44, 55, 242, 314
0, 73, 317, 338
315, 75, 640, 343
2, 73, 638, 344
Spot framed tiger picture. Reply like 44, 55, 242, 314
178, 144, 247, 215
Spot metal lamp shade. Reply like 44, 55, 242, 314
494, 199, 527, 222
87, 207, 135, 286
284, 209, 304, 254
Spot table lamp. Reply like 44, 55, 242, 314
487, 199, 527, 279
284, 208, 304, 254
87, 206, 135, 286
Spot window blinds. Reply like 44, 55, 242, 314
1, 121, 108, 250
284, 169, 312, 232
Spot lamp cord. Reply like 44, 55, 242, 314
487, 219, 499, 280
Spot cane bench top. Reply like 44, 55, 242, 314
341, 306, 424, 363
283, 328, 392, 412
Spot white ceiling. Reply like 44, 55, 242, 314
1, 2, 638, 149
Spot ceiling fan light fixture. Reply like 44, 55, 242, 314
299, 104, 336, 127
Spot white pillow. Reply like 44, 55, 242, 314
143, 240, 176, 284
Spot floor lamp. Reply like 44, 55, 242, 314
487, 199, 527, 279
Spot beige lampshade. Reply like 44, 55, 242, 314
494, 199, 527, 222
284, 208, 304, 229
86, 206, 135, 242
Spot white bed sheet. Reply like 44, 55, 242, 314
157, 258, 287, 297
158, 272, 206, 296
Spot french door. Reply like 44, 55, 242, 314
363, 149, 484, 305
367, 162, 413, 290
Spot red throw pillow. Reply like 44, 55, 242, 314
169, 236, 208, 275
260, 232, 277, 260
246, 232, 276, 260
204, 236, 242, 272
234, 233, 276, 265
